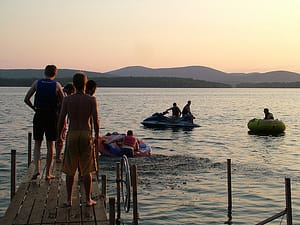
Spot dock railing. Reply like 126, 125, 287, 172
8, 133, 294, 224
9, 132, 136, 225
108, 155, 139, 225
6, 132, 108, 225
10, 132, 33, 199
226, 159, 293, 225
255, 177, 292, 225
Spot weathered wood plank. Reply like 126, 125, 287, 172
67, 174, 81, 225
55, 175, 69, 224
41, 161, 63, 223
0, 161, 37, 225
94, 196, 108, 225
42, 179, 60, 224
53, 161, 63, 178
0, 182, 30, 225
26, 181, 48, 224
13, 183, 40, 224
1, 158, 108, 225
92, 175, 108, 224
26, 160, 48, 225
80, 176, 95, 225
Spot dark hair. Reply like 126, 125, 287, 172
73, 72, 87, 91
63, 83, 75, 95
86, 80, 97, 95
44, 65, 57, 77
127, 130, 133, 136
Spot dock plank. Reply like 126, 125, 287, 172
0, 182, 30, 225
92, 176, 108, 224
0, 162, 35, 225
42, 179, 60, 224
26, 160, 48, 225
0, 159, 108, 225
67, 174, 81, 225
80, 178, 95, 225
26, 181, 49, 224
13, 183, 41, 225
55, 175, 69, 224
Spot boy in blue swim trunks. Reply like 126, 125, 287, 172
24, 65, 64, 180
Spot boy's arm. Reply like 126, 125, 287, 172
57, 98, 68, 141
135, 139, 139, 151
92, 98, 100, 146
56, 82, 65, 105
24, 80, 38, 111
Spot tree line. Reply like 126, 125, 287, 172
2, 77, 300, 88
0, 77, 231, 88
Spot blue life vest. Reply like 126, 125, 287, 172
34, 79, 58, 110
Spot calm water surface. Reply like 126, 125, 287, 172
1, 87, 300, 224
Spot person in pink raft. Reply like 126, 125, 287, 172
104, 130, 139, 157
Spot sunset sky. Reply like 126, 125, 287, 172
1, 0, 300, 73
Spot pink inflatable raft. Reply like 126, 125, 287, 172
97, 132, 152, 157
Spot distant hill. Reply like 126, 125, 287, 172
1, 66, 300, 87
0, 69, 106, 79
108, 65, 227, 80
225, 71, 300, 85
107, 66, 300, 85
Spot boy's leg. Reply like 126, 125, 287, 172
32, 140, 42, 178
66, 175, 74, 206
55, 140, 63, 162
46, 140, 55, 179
84, 173, 96, 206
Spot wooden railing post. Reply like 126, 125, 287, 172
11, 150, 16, 200
116, 162, 121, 222
285, 178, 292, 225
27, 132, 32, 168
109, 197, 116, 225
101, 174, 107, 208
132, 164, 139, 225
226, 159, 232, 222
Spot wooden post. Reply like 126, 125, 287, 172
101, 174, 107, 208
285, 178, 292, 225
116, 162, 121, 222
109, 197, 116, 225
132, 164, 139, 225
11, 150, 16, 200
27, 132, 32, 168
227, 159, 232, 222
254, 178, 293, 225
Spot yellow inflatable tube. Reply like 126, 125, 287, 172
247, 118, 286, 134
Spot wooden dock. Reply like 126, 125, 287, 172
0, 159, 108, 225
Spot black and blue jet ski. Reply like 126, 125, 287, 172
141, 112, 200, 128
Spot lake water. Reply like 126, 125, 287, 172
1, 87, 300, 224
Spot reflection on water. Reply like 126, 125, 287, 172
1, 87, 300, 224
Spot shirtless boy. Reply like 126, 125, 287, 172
57, 72, 100, 207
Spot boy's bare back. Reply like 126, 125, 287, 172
61, 93, 99, 131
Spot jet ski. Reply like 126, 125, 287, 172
141, 112, 200, 128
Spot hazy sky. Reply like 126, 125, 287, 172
1, 0, 300, 73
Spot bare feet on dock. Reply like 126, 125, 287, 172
45, 175, 55, 180
86, 199, 97, 206
31, 173, 40, 180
